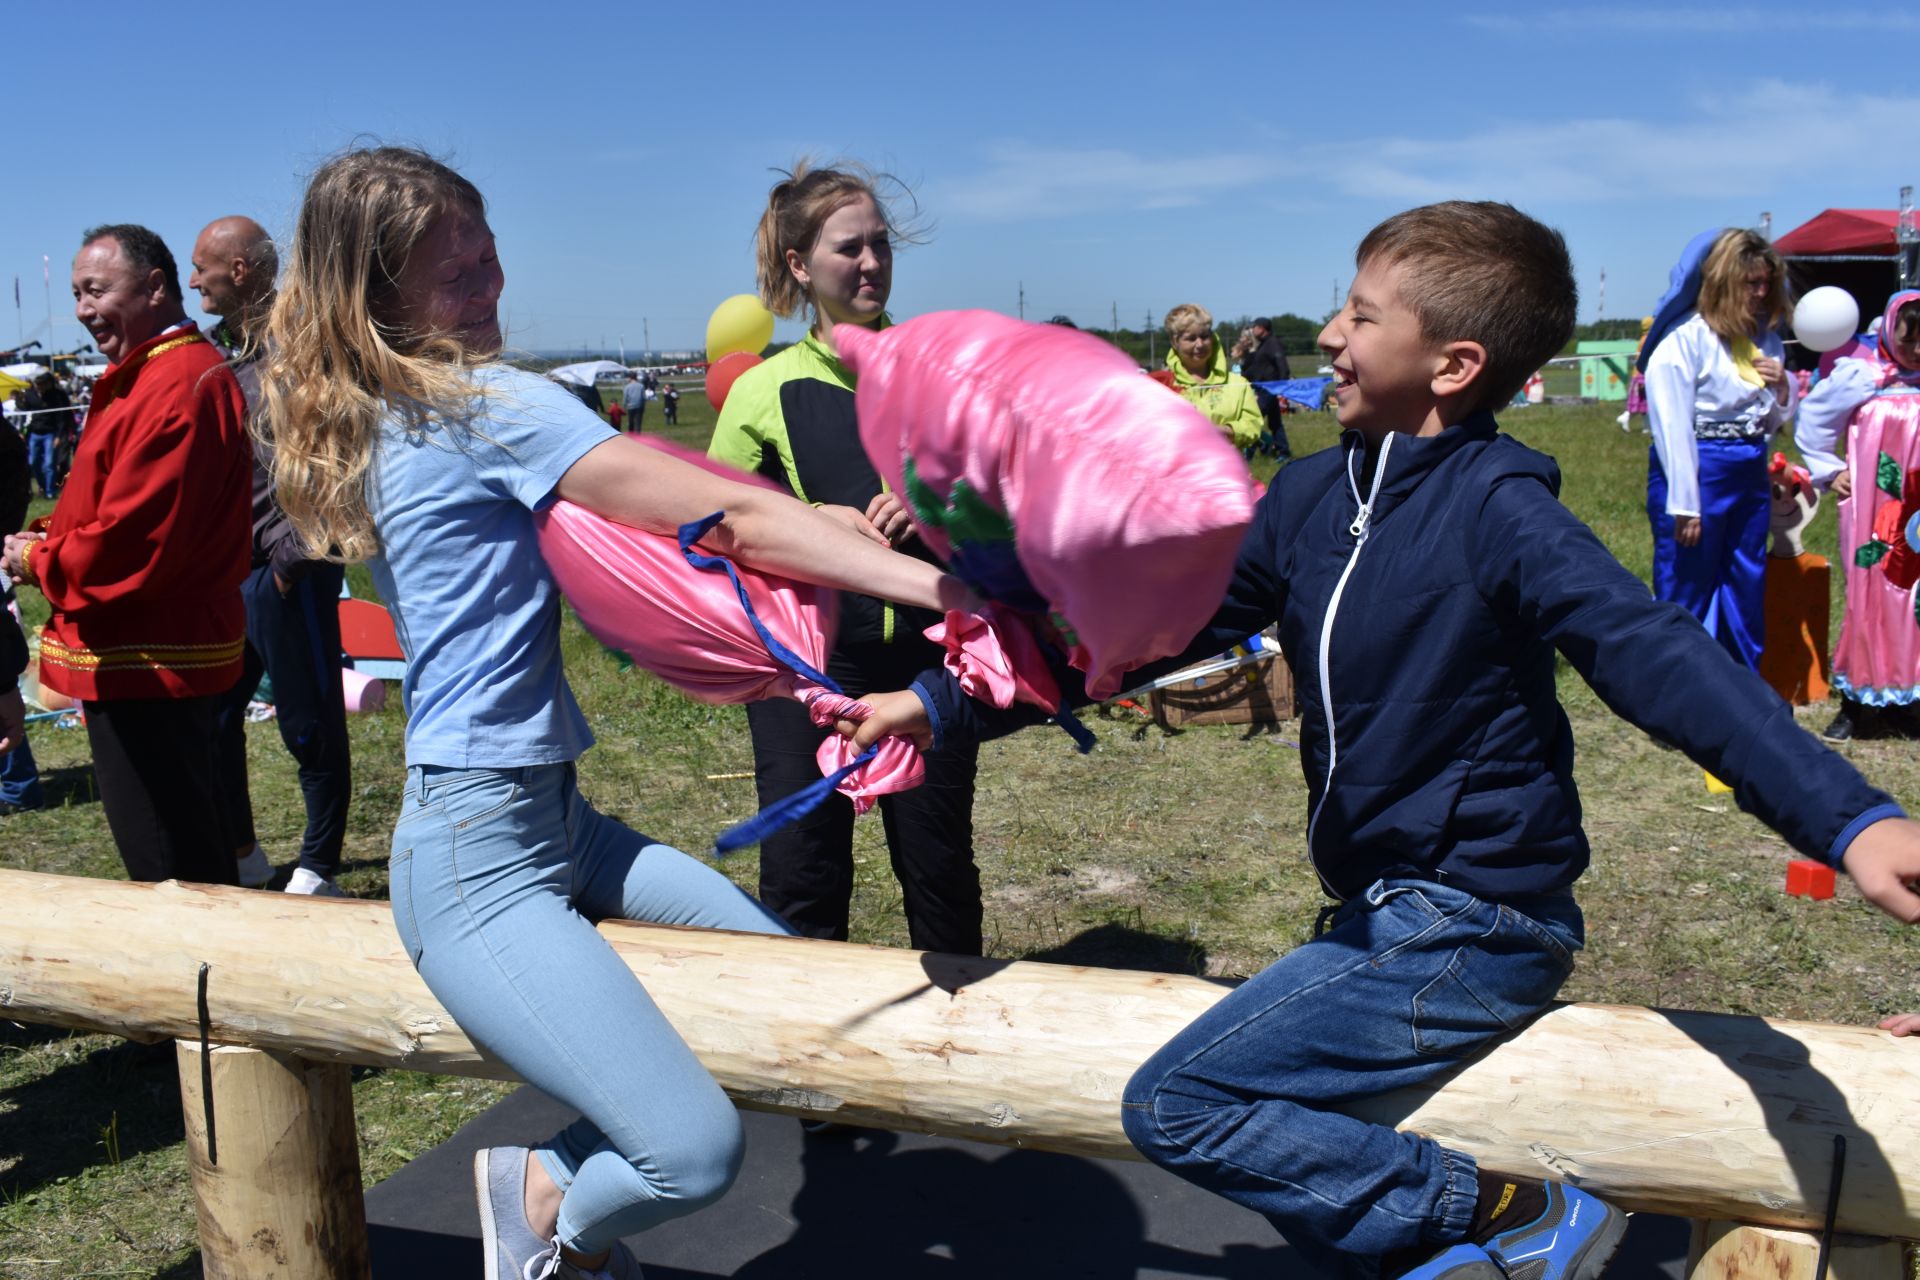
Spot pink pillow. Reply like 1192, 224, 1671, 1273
835, 312, 1256, 698
534, 437, 923, 824
535, 473, 832, 707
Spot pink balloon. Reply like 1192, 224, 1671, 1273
835, 311, 1257, 698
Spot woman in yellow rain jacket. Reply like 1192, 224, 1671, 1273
1164, 302, 1264, 450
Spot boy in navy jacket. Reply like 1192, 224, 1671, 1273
845, 202, 1920, 1280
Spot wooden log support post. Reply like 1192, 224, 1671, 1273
0, 869, 1917, 1266
1686, 1221, 1908, 1279
176, 1041, 369, 1279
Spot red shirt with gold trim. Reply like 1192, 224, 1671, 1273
33, 324, 250, 699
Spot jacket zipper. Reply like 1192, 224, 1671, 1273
1305, 433, 1395, 898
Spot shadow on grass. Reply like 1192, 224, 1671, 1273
1025, 921, 1218, 977
27, 763, 99, 810
0, 1034, 183, 1198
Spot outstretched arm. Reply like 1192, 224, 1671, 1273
1473, 469, 1912, 920
1840, 817, 1920, 923
556, 433, 973, 614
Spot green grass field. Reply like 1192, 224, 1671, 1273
2, 391, 1914, 1275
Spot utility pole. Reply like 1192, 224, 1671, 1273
1018, 281, 1024, 321
1899, 187, 1917, 289
643, 318, 651, 363
618, 335, 626, 365
1597, 269, 1606, 324
1111, 300, 1119, 345
1146, 309, 1155, 368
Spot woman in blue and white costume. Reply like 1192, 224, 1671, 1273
1642, 227, 1797, 671
260, 148, 977, 1280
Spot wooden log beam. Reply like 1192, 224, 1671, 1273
1, 869, 1916, 1238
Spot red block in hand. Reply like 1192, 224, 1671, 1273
1785, 859, 1836, 900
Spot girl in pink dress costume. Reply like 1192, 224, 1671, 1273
1796, 290, 1920, 740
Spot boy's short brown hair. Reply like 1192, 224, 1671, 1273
1356, 201, 1577, 413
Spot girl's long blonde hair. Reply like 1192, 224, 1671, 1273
260, 146, 491, 562
1697, 228, 1792, 349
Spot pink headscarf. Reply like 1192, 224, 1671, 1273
1874, 289, 1920, 384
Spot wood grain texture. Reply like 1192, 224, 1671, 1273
1686, 1220, 1906, 1279
176, 1043, 368, 1279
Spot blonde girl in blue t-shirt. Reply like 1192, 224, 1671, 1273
261, 147, 975, 1280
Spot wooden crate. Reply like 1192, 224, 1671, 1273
1150, 654, 1294, 728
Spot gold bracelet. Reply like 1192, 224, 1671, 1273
18, 537, 38, 588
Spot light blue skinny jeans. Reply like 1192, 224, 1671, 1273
389, 762, 790, 1252
1121, 878, 1583, 1279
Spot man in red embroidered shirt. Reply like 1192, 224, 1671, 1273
2, 224, 251, 884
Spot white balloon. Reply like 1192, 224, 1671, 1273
1793, 286, 1861, 354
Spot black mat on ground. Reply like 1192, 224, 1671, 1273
364, 1086, 1693, 1277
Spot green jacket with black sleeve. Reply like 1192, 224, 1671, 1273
707, 328, 943, 648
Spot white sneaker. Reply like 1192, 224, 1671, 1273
236, 844, 273, 888
523, 1237, 645, 1279
285, 866, 345, 897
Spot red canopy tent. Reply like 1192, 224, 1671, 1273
1774, 209, 1908, 364
1774, 209, 1900, 257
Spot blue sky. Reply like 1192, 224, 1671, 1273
6, 3, 1914, 356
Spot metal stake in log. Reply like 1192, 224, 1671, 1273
175, 1042, 368, 1280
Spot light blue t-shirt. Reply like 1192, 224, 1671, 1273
366, 364, 617, 767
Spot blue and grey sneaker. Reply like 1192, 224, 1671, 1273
474, 1146, 549, 1280
1391, 1241, 1507, 1278
1482, 1181, 1627, 1280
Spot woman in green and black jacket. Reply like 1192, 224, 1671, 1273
708, 162, 982, 956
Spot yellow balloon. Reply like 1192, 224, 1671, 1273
706, 294, 775, 361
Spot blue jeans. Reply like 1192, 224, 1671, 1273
389, 762, 791, 1253
0, 734, 42, 809
25, 431, 58, 498
247, 562, 351, 876
1121, 879, 1582, 1279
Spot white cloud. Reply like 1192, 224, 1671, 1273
1465, 8, 1920, 33
1296, 80, 1920, 207
929, 142, 1284, 220
931, 81, 1918, 228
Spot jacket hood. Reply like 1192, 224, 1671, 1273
1638, 228, 1723, 374
1166, 335, 1231, 387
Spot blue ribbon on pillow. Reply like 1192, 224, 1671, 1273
677, 510, 880, 855
679, 509, 1092, 853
